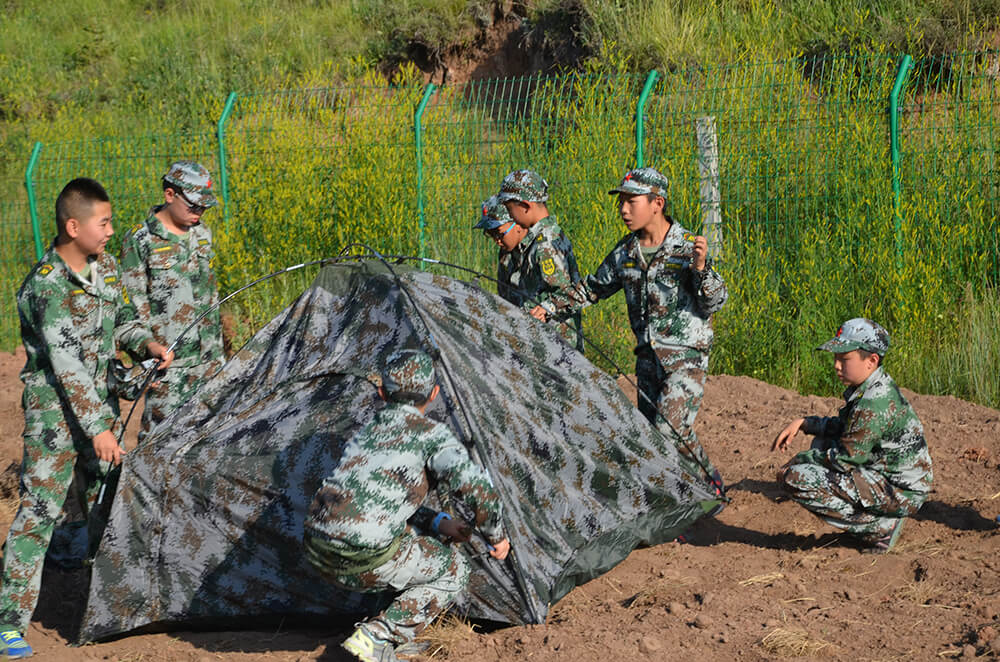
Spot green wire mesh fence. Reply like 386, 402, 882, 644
7, 52, 998, 403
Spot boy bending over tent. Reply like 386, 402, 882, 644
303, 349, 510, 662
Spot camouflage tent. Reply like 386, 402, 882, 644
78, 258, 720, 642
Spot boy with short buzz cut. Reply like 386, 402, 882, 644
531, 167, 726, 497
304, 349, 510, 662
120, 160, 225, 441
772, 318, 933, 554
0, 178, 173, 658
478, 170, 583, 351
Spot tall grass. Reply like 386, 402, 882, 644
1, 3, 998, 409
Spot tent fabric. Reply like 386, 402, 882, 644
78, 259, 719, 643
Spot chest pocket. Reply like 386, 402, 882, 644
148, 246, 179, 272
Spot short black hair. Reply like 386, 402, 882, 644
856, 348, 883, 366
56, 178, 109, 235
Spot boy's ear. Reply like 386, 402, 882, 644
64, 217, 80, 239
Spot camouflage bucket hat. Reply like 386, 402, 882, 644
382, 349, 437, 402
163, 160, 218, 208
608, 167, 669, 197
473, 195, 514, 230
497, 169, 548, 203
817, 318, 890, 356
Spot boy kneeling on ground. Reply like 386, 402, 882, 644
772, 318, 933, 554
303, 349, 510, 662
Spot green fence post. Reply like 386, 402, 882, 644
217, 92, 238, 230
414, 83, 437, 266
24, 141, 44, 261
889, 55, 913, 268
635, 71, 660, 168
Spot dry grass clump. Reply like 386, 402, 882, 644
761, 627, 832, 657
414, 612, 478, 658
624, 574, 697, 609
896, 579, 943, 606
739, 571, 784, 587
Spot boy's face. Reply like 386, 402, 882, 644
617, 193, 664, 233
164, 187, 207, 229
484, 220, 526, 252
833, 350, 880, 387
69, 200, 114, 256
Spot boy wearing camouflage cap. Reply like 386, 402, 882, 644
531, 167, 726, 496
772, 318, 933, 553
474, 170, 583, 351
120, 161, 225, 441
304, 349, 510, 662
0, 178, 173, 658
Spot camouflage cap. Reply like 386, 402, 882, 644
817, 318, 890, 356
497, 169, 548, 203
473, 195, 514, 230
163, 161, 218, 208
608, 167, 669, 197
381, 349, 437, 402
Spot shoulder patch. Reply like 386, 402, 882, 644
104, 275, 118, 284
534, 234, 544, 243
198, 239, 210, 246
153, 245, 174, 253
623, 261, 636, 269
70, 288, 85, 295
121, 286, 130, 305
682, 232, 696, 242
38, 264, 53, 276
540, 257, 555, 276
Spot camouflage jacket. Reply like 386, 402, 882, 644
17, 245, 153, 439
542, 219, 727, 352
497, 216, 582, 312
119, 208, 223, 368
305, 402, 505, 551
802, 367, 933, 494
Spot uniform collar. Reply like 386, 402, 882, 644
843, 366, 885, 403
45, 242, 103, 290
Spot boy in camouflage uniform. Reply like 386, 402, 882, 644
473, 170, 584, 351
530, 168, 726, 496
304, 350, 510, 662
120, 161, 225, 442
772, 318, 933, 553
0, 178, 173, 658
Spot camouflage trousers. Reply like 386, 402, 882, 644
0, 421, 109, 632
780, 438, 928, 540
635, 347, 720, 489
139, 356, 222, 442
316, 530, 469, 645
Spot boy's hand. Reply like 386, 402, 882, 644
93, 429, 125, 465
489, 538, 511, 560
772, 418, 805, 452
437, 517, 472, 543
145, 341, 174, 370
691, 236, 708, 272
528, 305, 548, 321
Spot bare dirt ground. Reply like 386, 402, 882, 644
1, 347, 998, 661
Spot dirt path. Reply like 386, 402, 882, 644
0, 348, 997, 661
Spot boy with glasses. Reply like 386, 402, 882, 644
120, 161, 225, 441
475, 171, 584, 351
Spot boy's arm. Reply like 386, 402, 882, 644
524, 240, 575, 310
688, 235, 727, 314
426, 429, 505, 544
538, 247, 622, 318
27, 284, 119, 441
119, 232, 152, 323
800, 415, 844, 438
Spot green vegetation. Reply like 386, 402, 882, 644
1, 1, 998, 408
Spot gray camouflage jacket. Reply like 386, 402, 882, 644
17, 245, 153, 439
802, 367, 933, 494
119, 209, 223, 368
305, 402, 505, 551
542, 219, 727, 352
